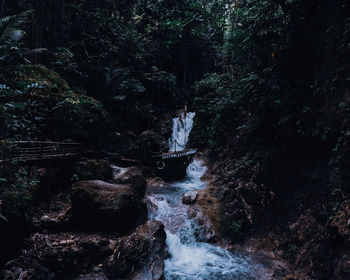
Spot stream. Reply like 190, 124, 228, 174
146, 113, 270, 280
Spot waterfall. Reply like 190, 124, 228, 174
145, 112, 270, 280
169, 112, 195, 152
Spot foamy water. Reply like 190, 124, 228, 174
147, 161, 269, 280
169, 112, 195, 152
146, 112, 269, 280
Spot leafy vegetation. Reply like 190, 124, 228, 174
190, 4, 350, 277
0, 164, 38, 227
193, 0, 350, 156
0, 0, 350, 277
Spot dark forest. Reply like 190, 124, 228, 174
0, 1, 350, 279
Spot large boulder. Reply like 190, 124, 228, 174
110, 166, 146, 198
187, 205, 216, 243
71, 180, 147, 231
106, 220, 167, 280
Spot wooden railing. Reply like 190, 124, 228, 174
0, 141, 82, 163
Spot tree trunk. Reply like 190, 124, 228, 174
1, 0, 5, 17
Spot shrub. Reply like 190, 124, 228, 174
52, 93, 112, 142
0, 164, 39, 233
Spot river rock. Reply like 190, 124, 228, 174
106, 220, 167, 280
182, 191, 198, 204
36, 214, 64, 230
71, 180, 146, 231
110, 166, 146, 198
187, 205, 216, 242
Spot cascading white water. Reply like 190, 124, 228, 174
146, 112, 269, 280
169, 112, 195, 152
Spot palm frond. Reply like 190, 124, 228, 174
0, 10, 33, 42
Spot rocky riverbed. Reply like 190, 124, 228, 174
0, 162, 166, 280
0, 154, 295, 280
0, 110, 295, 280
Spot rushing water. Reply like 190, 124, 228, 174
146, 112, 269, 280
168, 112, 195, 152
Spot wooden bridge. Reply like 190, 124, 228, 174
0, 141, 82, 163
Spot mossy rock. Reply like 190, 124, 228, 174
18, 65, 70, 94
71, 180, 147, 231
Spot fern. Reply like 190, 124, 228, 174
0, 10, 33, 42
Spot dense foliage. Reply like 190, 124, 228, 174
0, 1, 227, 265
194, 0, 350, 154
191, 2, 350, 271
193, 0, 350, 193
1, 0, 350, 277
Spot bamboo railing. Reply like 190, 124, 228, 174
0, 141, 82, 163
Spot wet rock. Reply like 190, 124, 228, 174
196, 186, 223, 238
40, 215, 55, 223
147, 177, 170, 190
73, 159, 112, 181
331, 200, 350, 242
226, 235, 293, 280
106, 220, 167, 280
187, 205, 216, 242
34, 214, 63, 230
181, 191, 198, 204
110, 166, 147, 198
71, 180, 147, 231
